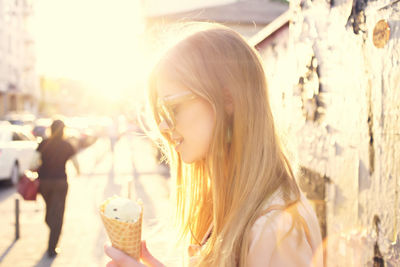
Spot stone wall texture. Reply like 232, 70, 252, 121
257, 0, 400, 266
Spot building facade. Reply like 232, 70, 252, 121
0, 0, 39, 118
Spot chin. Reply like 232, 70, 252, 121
181, 156, 196, 164
180, 153, 202, 164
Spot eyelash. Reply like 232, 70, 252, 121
171, 105, 179, 116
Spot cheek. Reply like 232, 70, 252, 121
179, 103, 215, 159
182, 125, 214, 163
197, 118, 215, 144
188, 108, 215, 147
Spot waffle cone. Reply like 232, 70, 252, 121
100, 201, 142, 260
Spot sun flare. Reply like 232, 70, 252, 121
33, 0, 147, 101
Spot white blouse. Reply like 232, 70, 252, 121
189, 190, 324, 267
247, 190, 323, 267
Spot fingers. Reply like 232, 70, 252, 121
104, 244, 125, 261
106, 260, 118, 267
104, 242, 165, 267
141, 241, 150, 258
104, 244, 144, 267
140, 241, 165, 267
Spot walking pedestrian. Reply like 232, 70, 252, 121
37, 119, 80, 257
104, 23, 323, 267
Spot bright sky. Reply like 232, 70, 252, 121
32, 0, 235, 100
33, 0, 145, 99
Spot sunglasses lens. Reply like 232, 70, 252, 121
159, 105, 174, 129
157, 91, 197, 130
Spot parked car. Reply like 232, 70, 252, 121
0, 124, 38, 185
5, 112, 36, 128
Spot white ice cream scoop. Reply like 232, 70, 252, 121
104, 197, 142, 223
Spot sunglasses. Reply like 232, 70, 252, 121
157, 91, 198, 130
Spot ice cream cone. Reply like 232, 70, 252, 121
100, 200, 142, 260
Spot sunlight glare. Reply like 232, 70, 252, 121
33, 0, 147, 101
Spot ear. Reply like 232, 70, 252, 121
223, 88, 234, 115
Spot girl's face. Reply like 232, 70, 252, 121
156, 77, 216, 164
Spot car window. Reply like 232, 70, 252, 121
12, 132, 24, 141
19, 131, 35, 141
14, 130, 35, 141
18, 132, 29, 141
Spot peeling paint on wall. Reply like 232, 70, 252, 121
257, 0, 400, 265
367, 79, 375, 174
347, 0, 368, 35
298, 166, 328, 239
372, 215, 385, 266
296, 55, 326, 123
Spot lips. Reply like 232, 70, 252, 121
175, 140, 182, 146
173, 139, 183, 150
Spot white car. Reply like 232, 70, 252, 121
0, 124, 38, 185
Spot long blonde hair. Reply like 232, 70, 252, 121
148, 23, 303, 267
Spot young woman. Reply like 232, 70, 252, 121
104, 23, 323, 267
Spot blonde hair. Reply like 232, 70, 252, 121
148, 23, 303, 267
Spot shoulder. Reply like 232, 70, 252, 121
247, 192, 323, 267
249, 190, 290, 247
37, 139, 49, 151
249, 207, 293, 254
61, 139, 76, 154
62, 139, 72, 146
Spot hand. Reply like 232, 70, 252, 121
104, 241, 165, 267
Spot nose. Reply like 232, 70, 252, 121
158, 120, 170, 133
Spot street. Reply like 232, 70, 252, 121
0, 133, 178, 267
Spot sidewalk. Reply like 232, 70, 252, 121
0, 135, 174, 267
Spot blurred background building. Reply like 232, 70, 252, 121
144, 0, 288, 38
0, 0, 39, 117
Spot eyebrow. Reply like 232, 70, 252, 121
162, 91, 195, 102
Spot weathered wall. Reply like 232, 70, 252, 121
258, 0, 400, 266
